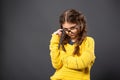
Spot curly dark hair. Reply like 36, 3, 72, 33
59, 9, 87, 56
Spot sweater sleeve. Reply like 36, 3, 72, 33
49, 34, 63, 69
64, 37, 96, 70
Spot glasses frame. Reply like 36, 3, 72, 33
63, 25, 79, 33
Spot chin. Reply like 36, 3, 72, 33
70, 36, 76, 39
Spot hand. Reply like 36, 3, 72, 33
53, 29, 63, 36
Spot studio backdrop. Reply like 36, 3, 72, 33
1, 0, 120, 80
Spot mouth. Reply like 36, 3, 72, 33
69, 33, 75, 37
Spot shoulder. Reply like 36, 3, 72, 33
86, 36, 94, 42
83, 36, 95, 45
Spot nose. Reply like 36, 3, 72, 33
67, 30, 72, 34
68, 30, 71, 32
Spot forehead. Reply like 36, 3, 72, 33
62, 22, 76, 28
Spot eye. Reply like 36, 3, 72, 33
70, 26, 76, 30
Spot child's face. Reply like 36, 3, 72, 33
62, 22, 80, 40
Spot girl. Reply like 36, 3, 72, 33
49, 9, 96, 80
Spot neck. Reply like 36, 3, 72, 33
71, 38, 77, 42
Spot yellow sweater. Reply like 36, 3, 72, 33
49, 34, 96, 80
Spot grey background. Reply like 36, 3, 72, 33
1, 0, 120, 80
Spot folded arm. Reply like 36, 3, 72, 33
64, 37, 96, 69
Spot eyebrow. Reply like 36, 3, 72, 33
63, 25, 76, 29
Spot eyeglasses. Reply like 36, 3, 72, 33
63, 25, 78, 33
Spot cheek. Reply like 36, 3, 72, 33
76, 28, 81, 34
73, 29, 79, 34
